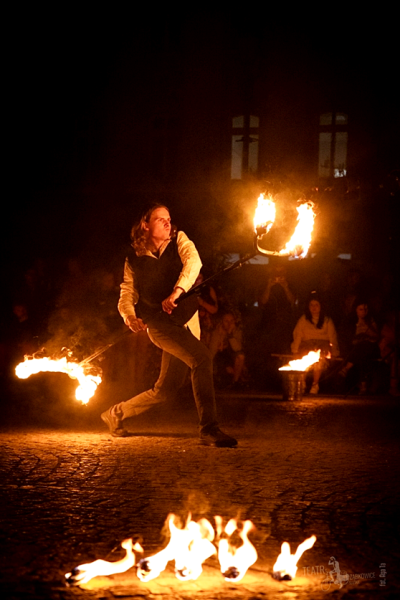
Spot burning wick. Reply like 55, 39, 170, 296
253, 194, 316, 259
215, 517, 258, 582
279, 201, 316, 259
279, 350, 321, 372
15, 354, 102, 405
65, 513, 259, 587
137, 514, 216, 582
254, 193, 276, 237
65, 539, 142, 586
174, 518, 216, 581
272, 535, 317, 580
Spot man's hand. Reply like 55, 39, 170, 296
162, 287, 184, 314
126, 315, 147, 333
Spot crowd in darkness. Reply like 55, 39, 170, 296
0, 254, 399, 399
197, 260, 399, 396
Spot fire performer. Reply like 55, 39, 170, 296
101, 204, 237, 447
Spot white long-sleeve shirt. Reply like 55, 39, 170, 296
291, 314, 339, 357
118, 231, 202, 339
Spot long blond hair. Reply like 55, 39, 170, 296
130, 203, 176, 255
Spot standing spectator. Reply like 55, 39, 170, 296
316, 270, 341, 328
259, 264, 297, 354
340, 268, 367, 320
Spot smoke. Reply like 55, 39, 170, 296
43, 262, 122, 363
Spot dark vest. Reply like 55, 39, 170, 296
127, 237, 198, 326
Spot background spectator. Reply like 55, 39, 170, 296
209, 311, 246, 389
339, 299, 380, 393
291, 291, 340, 394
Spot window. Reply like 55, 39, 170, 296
318, 112, 348, 178
231, 115, 259, 179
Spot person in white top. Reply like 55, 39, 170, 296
101, 204, 237, 447
291, 291, 340, 394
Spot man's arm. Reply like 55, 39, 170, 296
162, 231, 202, 313
175, 231, 202, 291
118, 259, 146, 332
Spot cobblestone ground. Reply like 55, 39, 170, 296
0, 383, 399, 599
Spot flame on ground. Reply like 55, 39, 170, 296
15, 355, 102, 405
65, 539, 142, 585
273, 535, 317, 580
279, 350, 321, 372
137, 514, 216, 582
65, 515, 317, 587
215, 517, 258, 582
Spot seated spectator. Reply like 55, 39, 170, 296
291, 291, 340, 394
195, 273, 218, 348
209, 311, 246, 388
339, 299, 380, 393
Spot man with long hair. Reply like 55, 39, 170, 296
101, 204, 237, 447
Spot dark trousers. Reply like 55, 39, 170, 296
113, 319, 218, 433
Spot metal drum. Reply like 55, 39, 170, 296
282, 371, 306, 401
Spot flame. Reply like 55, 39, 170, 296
254, 195, 316, 259
174, 518, 216, 581
273, 535, 317, 580
279, 201, 316, 258
279, 350, 321, 372
15, 355, 102, 405
215, 517, 258, 582
253, 193, 276, 235
136, 514, 216, 582
65, 538, 141, 585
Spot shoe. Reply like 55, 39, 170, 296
101, 407, 129, 437
200, 427, 238, 448
310, 383, 319, 394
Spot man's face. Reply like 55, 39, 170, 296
145, 207, 171, 242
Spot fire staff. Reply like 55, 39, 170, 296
101, 204, 237, 447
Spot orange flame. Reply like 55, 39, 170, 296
273, 535, 317, 580
215, 517, 258, 582
279, 201, 316, 258
136, 514, 216, 582
174, 518, 216, 581
279, 350, 321, 372
254, 195, 316, 259
15, 355, 101, 405
253, 193, 276, 235
65, 539, 142, 585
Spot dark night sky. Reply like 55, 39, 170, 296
4, 12, 399, 278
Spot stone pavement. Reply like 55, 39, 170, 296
0, 382, 399, 599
